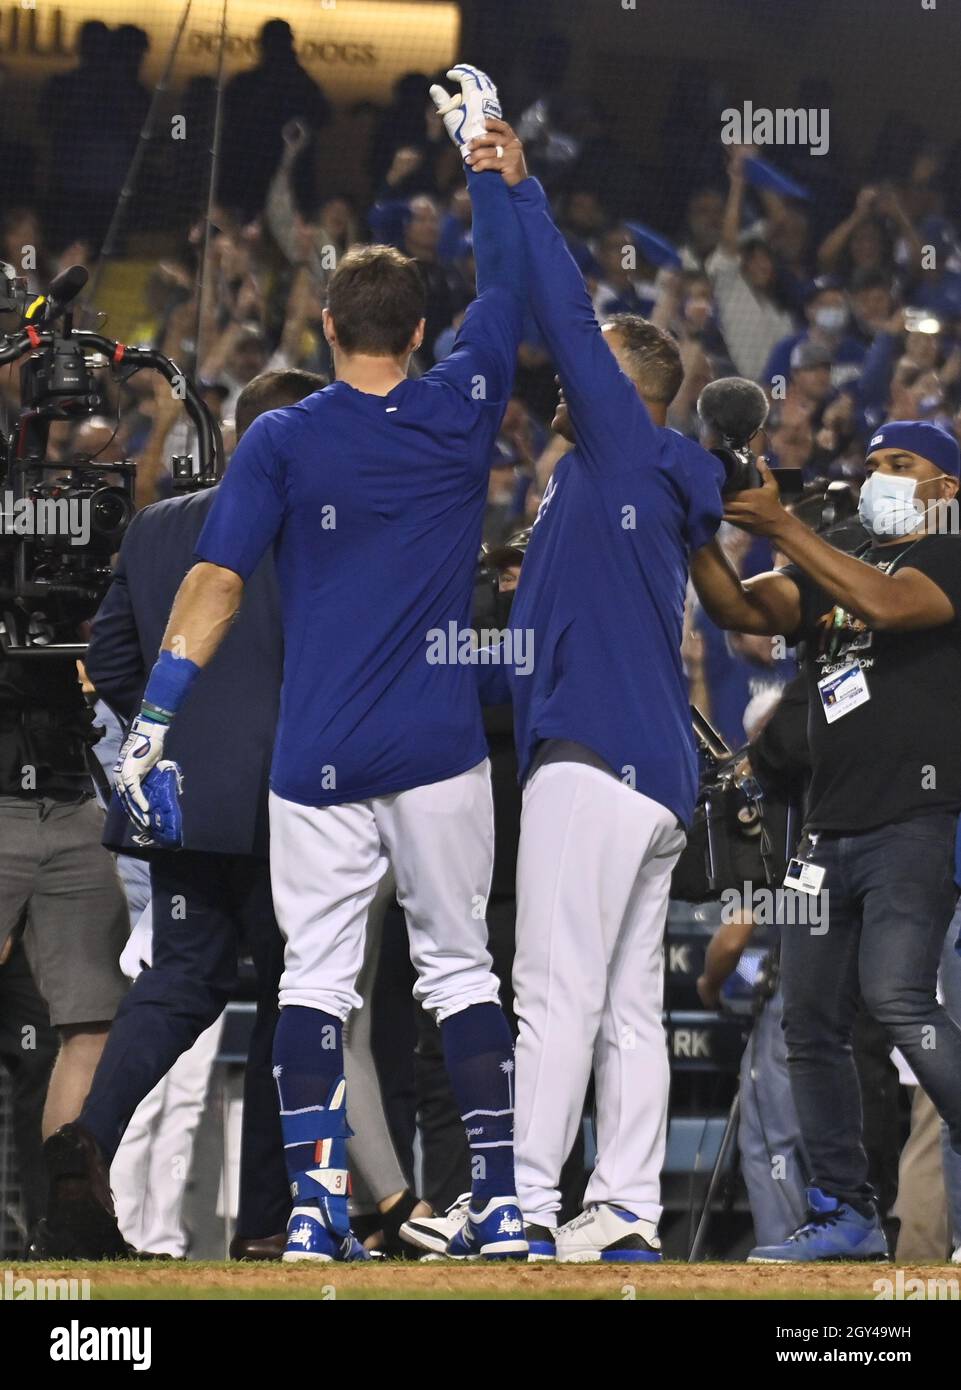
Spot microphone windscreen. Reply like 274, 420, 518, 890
697, 377, 769, 447
48, 264, 89, 306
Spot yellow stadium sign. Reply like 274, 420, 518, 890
0, 0, 461, 101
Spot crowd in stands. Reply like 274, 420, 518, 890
5, 20, 961, 749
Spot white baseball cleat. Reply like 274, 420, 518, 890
400, 1192, 470, 1255
555, 1204, 662, 1263
400, 1193, 529, 1260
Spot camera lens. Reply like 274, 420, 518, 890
90, 487, 132, 540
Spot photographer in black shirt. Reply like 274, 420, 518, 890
692, 419, 961, 1263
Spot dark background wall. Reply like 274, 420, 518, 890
461, 0, 960, 204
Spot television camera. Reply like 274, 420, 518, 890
0, 261, 223, 659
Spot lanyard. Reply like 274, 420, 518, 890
866, 535, 926, 577
825, 537, 926, 659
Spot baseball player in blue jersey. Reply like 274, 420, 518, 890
466, 120, 726, 1262
115, 67, 529, 1263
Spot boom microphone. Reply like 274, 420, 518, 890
45, 264, 90, 320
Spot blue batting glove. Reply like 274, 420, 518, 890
115, 711, 169, 833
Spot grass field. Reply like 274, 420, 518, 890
7, 1259, 958, 1301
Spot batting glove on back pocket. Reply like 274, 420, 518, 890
115, 712, 169, 834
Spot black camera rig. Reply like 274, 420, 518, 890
671, 704, 778, 902
0, 264, 223, 659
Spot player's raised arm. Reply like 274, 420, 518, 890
468, 118, 657, 469
428, 67, 525, 403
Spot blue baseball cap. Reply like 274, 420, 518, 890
866, 420, 961, 476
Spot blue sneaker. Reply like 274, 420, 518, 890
444, 1198, 529, 1261
282, 1205, 371, 1264
748, 1187, 889, 1263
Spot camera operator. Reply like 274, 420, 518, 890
691, 419, 961, 1262
696, 667, 900, 1248
0, 615, 129, 1146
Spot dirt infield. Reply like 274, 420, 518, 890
8, 1260, 958, 1300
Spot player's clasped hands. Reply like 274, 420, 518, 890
466, 118, 529, 187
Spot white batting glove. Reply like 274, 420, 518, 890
429, 64, 502, 160
114, 712, 168, 832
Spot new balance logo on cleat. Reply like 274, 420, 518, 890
288, 1222, 313, 1249
281, 1207, 371, 1264
444, 1199, 529, 1262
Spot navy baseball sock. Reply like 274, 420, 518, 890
440, 1002, 517, 1206
273, 1005, 351, 1236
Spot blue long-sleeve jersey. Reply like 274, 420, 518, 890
194, 169, 525, 807
505, 178, 725, 826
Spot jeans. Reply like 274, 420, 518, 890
780, 812, 961, 1211
737, 989, 810, 1244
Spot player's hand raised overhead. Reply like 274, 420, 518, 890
466, 118, 529, 187
429, 64, 502, 159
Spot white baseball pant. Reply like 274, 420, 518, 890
110, 1015, 223, 1257
111, 905, 223, 1257
269, 758, 501, 1021
512, 761, 686, 1225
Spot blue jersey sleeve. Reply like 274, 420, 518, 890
507, 177, 658, 475
674, 435, 726, 551
427, 168, 524, 406
194, 413, 286, 579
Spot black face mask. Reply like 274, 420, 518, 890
494, 588, 515, 627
